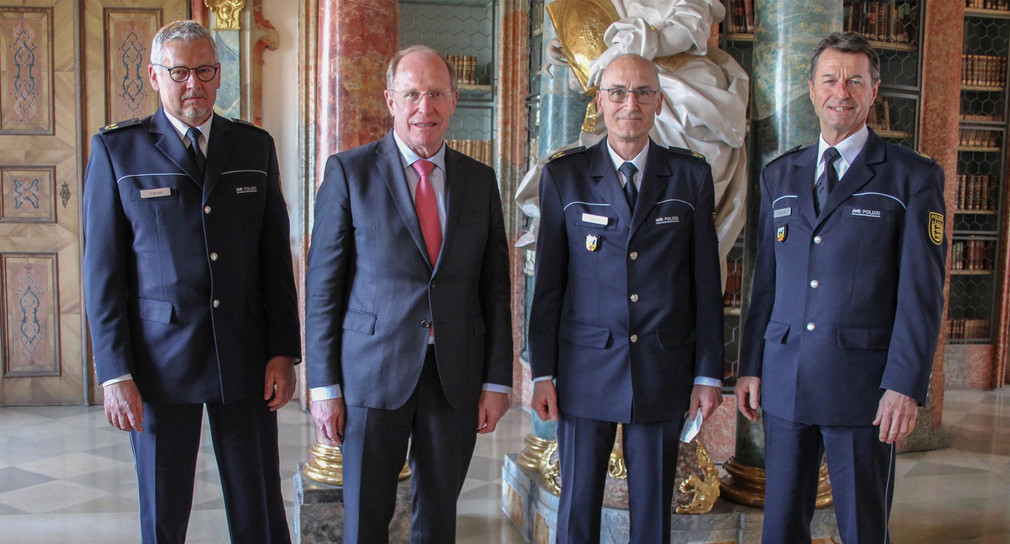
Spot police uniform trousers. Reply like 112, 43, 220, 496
762, 411, 896, 544
556, 413, 683, 544
130, 396, 289, 544
340, 345, 478, 544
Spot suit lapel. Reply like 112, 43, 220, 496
588, 141, 632, 230
790, 145, 819, 227
202, 115, 230, 198
438, 148, 465, 273
150, 109, 203, 186
630, 140, 669, 236
376, 133, 432, 268
815, 131, 885, 227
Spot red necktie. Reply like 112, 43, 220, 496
412, 159, 442, 266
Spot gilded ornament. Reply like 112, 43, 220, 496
675, 440, 719, 514
205, 0, 245, 30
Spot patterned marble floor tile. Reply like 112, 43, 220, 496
0, 466, 55, 493
16, 452, 127, 480
0, 480, 110, 514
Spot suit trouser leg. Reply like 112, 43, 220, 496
131, 402, 204, 544
621, 418, 682, 544
408, 346, 478, 544
341, 392, 414, 544
821, 425, 895, 544
555, 414, 617, 544
761, 412, 824, 544
205, 396, 291, 544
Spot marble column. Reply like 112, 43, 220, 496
722, 0, 839, 507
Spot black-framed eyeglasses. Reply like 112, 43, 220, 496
154, 63, 219, 83
600, 88, 660, 104
388, 89, 454, 105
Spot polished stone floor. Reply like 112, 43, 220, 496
0, 387, 1007, 543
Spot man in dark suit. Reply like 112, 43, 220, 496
83, 20, 299, 544
305, 45, 513, 543
736, 32, 947, 543
528, 53, 724, 544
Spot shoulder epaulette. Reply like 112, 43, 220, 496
766, 145, 804, 166
890, 143, 936, 164
667, 146, 706, 162
231, 117, 269, 133
100, 118, 141, 133
548, 146, 587, 161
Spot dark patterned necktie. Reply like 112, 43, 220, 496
815, 147, 840, 215
620, 161, 639, 212
186, 127, 206, 176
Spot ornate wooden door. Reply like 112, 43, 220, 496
0, 0, 183, 405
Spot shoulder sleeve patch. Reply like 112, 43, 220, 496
667, 146, 706, 162
548, 146, 587, 161
100, 118, 141, 133
231, 117, 269, 133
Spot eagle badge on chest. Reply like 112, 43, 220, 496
776, 225, 788, 243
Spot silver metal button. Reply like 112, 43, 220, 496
630, 334, 638, 343
806, 322, 815, 331
629, 251, 639, 260
210, 252, 218, 261
421, 320, 431, 328
813, 235, 822, 244
213, 299, 220, 308
810, 280, 819, 288
204, 206, 212, 214
630, 294, 639, 302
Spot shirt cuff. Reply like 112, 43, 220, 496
101, 374, 133, 387
693, 376, 722, 388
532, 375, 554, 382
310, 385, 343, 400
481, 383, 511, 394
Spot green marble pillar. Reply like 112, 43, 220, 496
726, 0, 840, 505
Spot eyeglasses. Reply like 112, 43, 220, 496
600, 88, 660, 104
389, 89, 454, 105
154, 63, 219, 83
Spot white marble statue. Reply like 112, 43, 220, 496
516, 0, 749, 290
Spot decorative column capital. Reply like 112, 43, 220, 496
205, 0, 245, 30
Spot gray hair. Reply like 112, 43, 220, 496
150, 20, 218, 65
386, 45, 458, 92
809, 32, 881, 84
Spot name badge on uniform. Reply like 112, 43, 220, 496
140, 188, 172, 199
773, 207, 791, 218
776, 225, 788, 242
585, 234, 599, 252
655, 216, 680, 225
236, 186, 258, 194
582, 212, 608, 226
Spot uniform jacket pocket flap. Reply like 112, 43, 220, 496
473, 315, 487, 337
137, 298, 173, 324
342, 309, 377, 335
562, 323, 611, 348
837, 327, 892, 350
657, 326, 696, 349
763, 321, 790, 344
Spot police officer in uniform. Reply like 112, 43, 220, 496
735, 32, 947, 543
83, 20, 299, 543
529, 53, 724, 544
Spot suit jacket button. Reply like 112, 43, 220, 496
813, 235, 823, 244
213, 299, 221, 308
629, 294, 639, 302
809, 280, 819, 288
806, 322, 815, 331
421, 319, 431, 328
204, 205, 212, 214
629, 251, 639, 261
630, 334, 638, 343
210, 252, 219, 261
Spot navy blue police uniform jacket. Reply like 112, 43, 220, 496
529, 139, 725, 424
83, 110, 301, 404
740, 129, 947, 426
